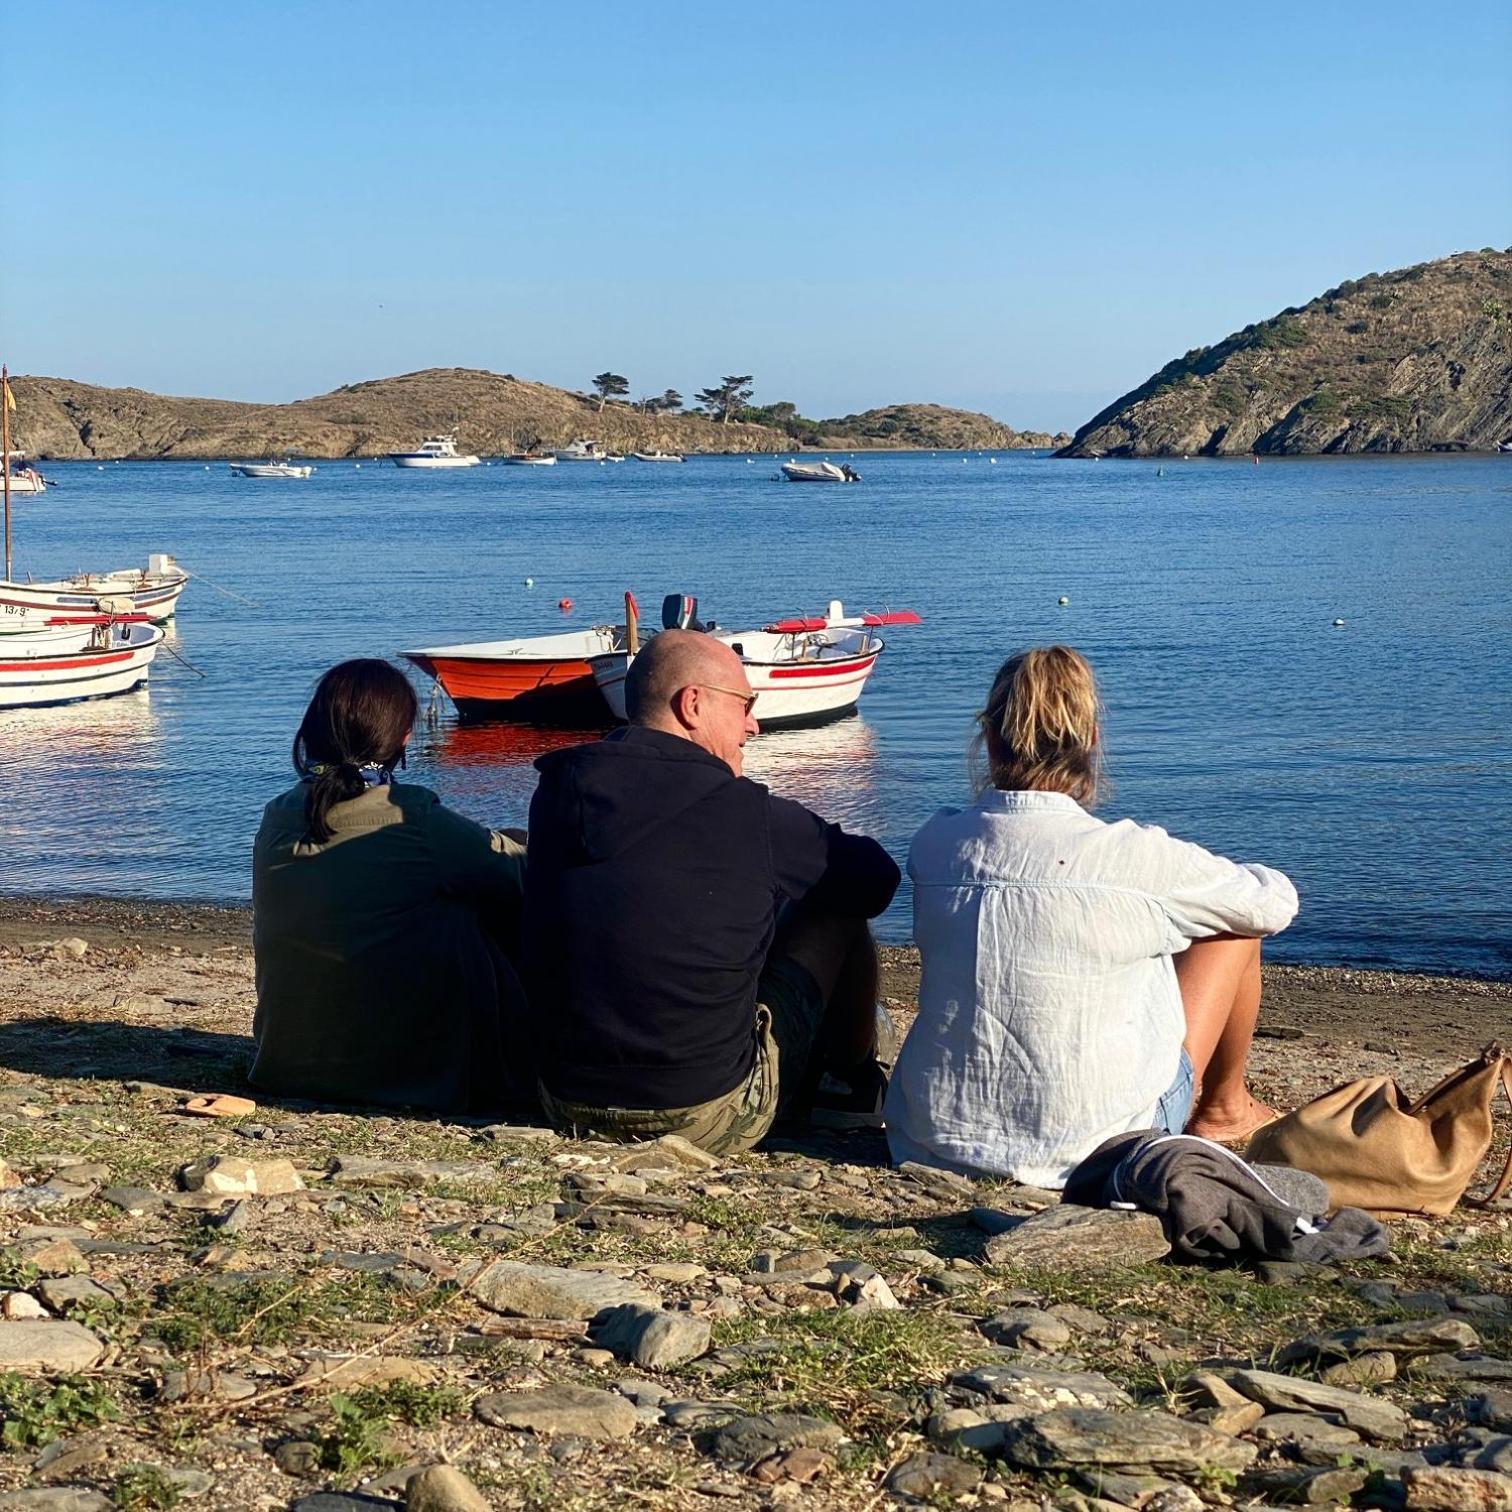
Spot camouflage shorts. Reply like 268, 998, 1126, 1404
537, 956, 826, 1157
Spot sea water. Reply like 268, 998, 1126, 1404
1, 451, 1508, 976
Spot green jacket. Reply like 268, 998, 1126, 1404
251, 781, 527, 1112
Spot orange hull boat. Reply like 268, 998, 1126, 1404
401, 625, 626, 724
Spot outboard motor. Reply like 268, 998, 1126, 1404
661, 594, 704, 631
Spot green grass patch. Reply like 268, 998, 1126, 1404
346, 1378, 465, 1428
112, 1465, 183, 1511
315, 1392, 403, 1477
154, 1268, 449, 1353
706, 1307, 977, 1407
0, 1373, 121, 1450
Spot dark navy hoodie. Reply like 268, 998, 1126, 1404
523, 725, 900, 1109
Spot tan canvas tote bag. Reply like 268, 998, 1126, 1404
1245, 1044, 1512, 1218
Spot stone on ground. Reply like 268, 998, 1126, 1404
1001, 1407, 1257, 1475
177, 1154, 304, 1196
475, 1383, 637, 1439
979, 1305, 1073, 1350
1402, 1466, 1512, 1511
952, 1362, 1133, 1413
588, 1303, 711, 1369
0, 1491, 111, 1511
1223, 1366, 1410, 1441
885, 1451, 983, 1497
469, 1259, 658, 1320
984, 1205, 1171, 1268
708, 1413, 845, 1465
327, 1156, 495, 1189
0, 1320, 105, 1372
1279, 1315, 1480, 1365
405, 1464, 491, 1512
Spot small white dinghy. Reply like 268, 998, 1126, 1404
631, 451, 684, 463
0, 622, 165, 709
780, 459, 860, 483
590, 595, 920, 729
229, 460, 315, 478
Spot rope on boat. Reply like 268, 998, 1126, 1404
181, 568, 261, 608
426, 680, 441, 728
158, 637, 207, 678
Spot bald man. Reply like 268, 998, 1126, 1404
523, 630, 901, 1153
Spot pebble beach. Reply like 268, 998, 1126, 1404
0, 897, 1507, 1509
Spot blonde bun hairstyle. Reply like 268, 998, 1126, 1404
972, 645, 1105, 805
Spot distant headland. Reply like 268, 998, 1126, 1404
1060, 248, 1512, 458
7, 369, 1069, 461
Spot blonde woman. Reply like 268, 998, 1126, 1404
884, 646, 1298, 1187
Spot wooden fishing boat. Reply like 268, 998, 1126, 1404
0, 622, 165, 709
401, 623, 630, 723
0, 556, 188, 624
590, 597, 920, 729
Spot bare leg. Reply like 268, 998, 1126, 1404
1176, 934, 1276, 1142
772, 911, 878, 1072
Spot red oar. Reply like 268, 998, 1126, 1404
859, 610, 923, 627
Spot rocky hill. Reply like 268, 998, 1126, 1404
7, 369, 1044, 460
818, 403, 1069, 451
1060, 249, 1512, 457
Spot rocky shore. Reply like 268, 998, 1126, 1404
0, 897, 1507, 1511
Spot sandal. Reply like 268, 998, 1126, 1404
181, 1093, 258, 1119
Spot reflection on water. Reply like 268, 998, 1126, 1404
410, 711, 883, 838
741, 713, 884, 836
427, 719, 604, 770
0, 690, 168, 894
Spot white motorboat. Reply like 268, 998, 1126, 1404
590, 596, 919, 729
3, 449, 48, 495
0, 622, 165, 709
0, 555, 188, 624
780, 460, 860, 484
630, 451, 684, 464
390, 433, 481, 468
503, 452, 557, 466
229, 460, 315, 478
554, 438, 624, 463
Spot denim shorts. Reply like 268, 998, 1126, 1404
1155, 1048, 1195, 1134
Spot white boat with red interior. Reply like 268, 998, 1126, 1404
0, 555, 188, 625
0, 621, 165, 709
590, 595, 920, 729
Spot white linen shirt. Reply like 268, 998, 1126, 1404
884, 790, 1299, 1188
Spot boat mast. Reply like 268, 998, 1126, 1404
2, 364, 12, 581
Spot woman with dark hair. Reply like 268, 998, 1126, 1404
885, 646, 1298, 1186
251, 658, 532, 1112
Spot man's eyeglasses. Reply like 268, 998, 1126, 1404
699, 683, 759, 716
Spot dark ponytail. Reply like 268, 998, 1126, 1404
292, 660, 419, 844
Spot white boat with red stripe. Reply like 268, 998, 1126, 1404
0, 554, 188, 625
590, 595, 921, 729
0, 621, 165, 709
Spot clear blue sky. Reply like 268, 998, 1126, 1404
5, 2, 1509, 432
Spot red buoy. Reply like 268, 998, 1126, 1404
557, 597, 573, 611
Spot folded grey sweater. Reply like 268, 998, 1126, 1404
1063, 1130, 1390, 1264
